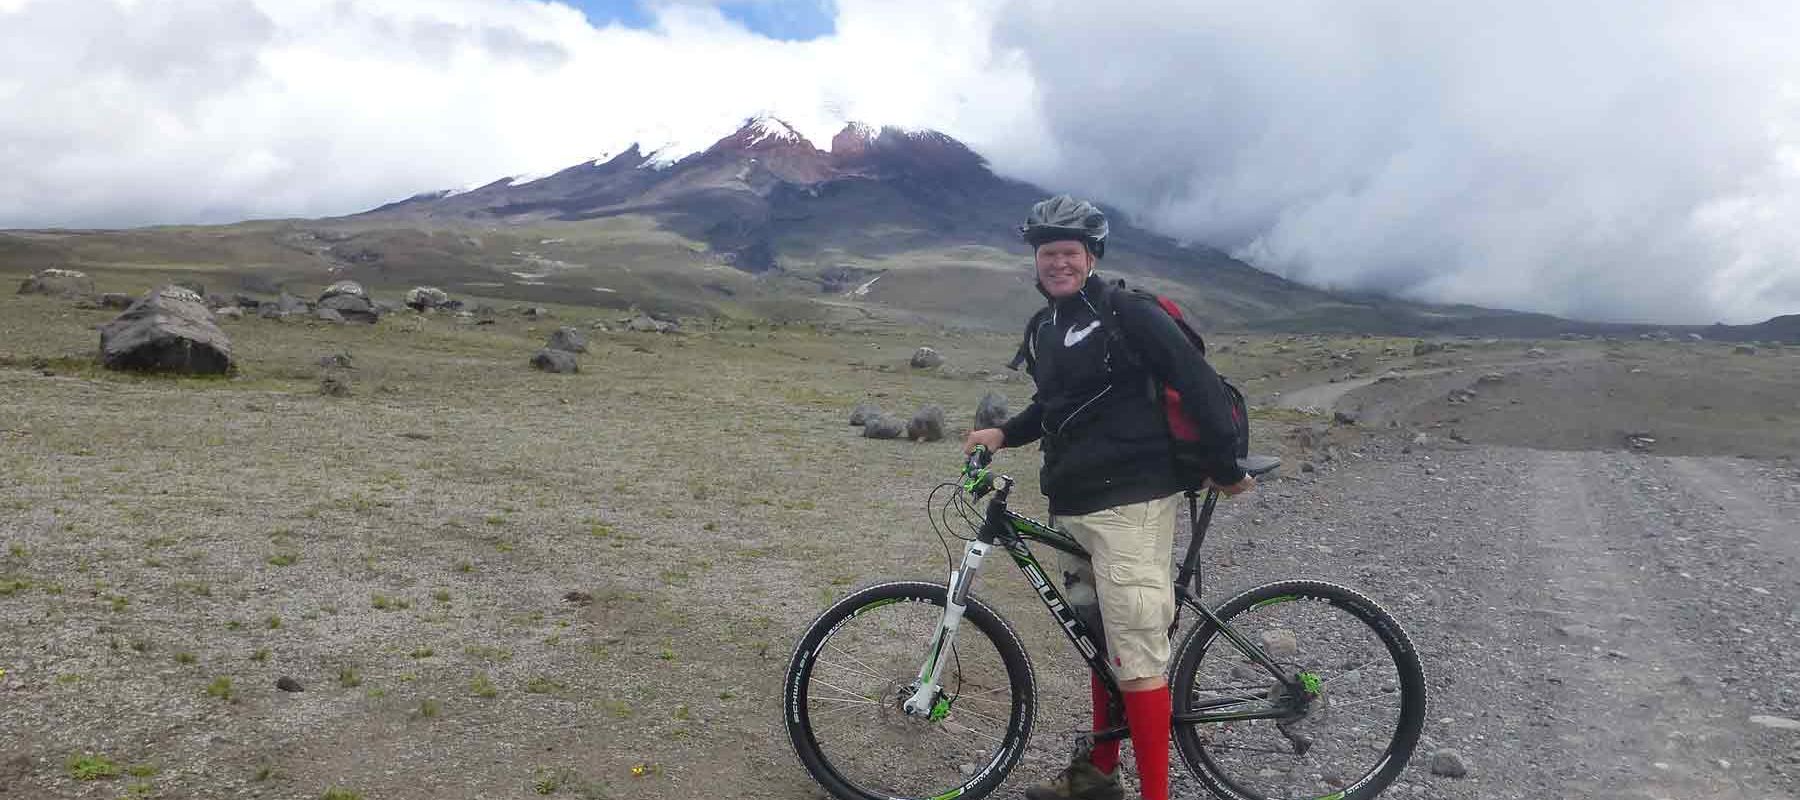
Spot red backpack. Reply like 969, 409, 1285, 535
1092, 280, 1250, 484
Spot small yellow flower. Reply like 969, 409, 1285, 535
630, 764, 647, 777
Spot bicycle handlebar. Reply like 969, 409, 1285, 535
961, 445, 997, 496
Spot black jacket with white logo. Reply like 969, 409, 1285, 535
1000, 274, 1245, 515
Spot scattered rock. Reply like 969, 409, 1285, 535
275, 676, 305, 693
862, 415, 907, 440
1525, 347, 1549, 358
97, 286, 234, 374
319, 372, 351, 397
318, 281, 378, 324
1734, 345, 1757, 355
97, 292, 134, 310
849, 401, 882, 427
267, 292, 310, 318
1625, 432, 1656, 451
1258, 628, 1298, 659
1333, 410, 1359, 426
910, 347, 944, 369
1430, 749, 1469, 778
627, 315, 671, 333
214, 306, 243, 320
908, 405, 947, 442
318, 352, 354, 370
17, 268, 94, 298
1554, 623, 1604, 639
545, 327, 588, 353
562, 590, 593, 606
531, 349, 579, 374
974, 391, 1009, 429
1447, 388, 1478, 405
1476, 372, 1505, 385
315, 307, 345, 324
404, 286, 450, 311
1686, 333, 1705, 342
1749, 715, 1800, 731
1376, 371, 1402, 384
1412, 341, 1443, 356
524, 307, 551, 319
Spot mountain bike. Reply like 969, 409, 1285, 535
784, 447, 1425, 800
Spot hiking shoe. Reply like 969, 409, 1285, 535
1023, 758, 1125, 800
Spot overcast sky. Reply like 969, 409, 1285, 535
2, 0, 1797, 324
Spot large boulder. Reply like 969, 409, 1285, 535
910, 347, 944, 369
403, 286, 450, 311
315, 307, 345, 324
97, 286, 233, 374
18, 268, 94, 298
318, 281, 378, 324
531, 349, 579, 373
974, 391, 1009, 429
908, 405, 947, 442
849, 401, 882, 426
545, 327, 588, 353
862, 415, 907, 440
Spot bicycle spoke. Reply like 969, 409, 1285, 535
938, 719, 1007, 747
822, 644, 892, 682
808, 676, 880, 703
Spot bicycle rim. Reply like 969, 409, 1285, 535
786, 582, 1034, 800
1173, 580, 1424, 800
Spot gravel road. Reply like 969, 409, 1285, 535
1163, 439, 1800, 799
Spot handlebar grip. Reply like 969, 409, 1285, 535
965, 445, 993, 473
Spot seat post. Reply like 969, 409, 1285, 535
1175, 489, 1220, 597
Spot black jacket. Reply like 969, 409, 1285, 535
1000, 274, 1246, 516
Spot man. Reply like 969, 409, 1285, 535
963, 195, 1253, 800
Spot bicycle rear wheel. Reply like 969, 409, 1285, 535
1170, 579, 1425, 800
784, 580, 1036, 800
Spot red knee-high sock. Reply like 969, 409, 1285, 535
1088, 671, 1120, 774
1123, 686, 1171, 800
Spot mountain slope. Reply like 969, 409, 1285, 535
346, 115, 1337, 328
8, 115, 1783, 337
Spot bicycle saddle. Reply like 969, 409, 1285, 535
1238, 454, 1282, 477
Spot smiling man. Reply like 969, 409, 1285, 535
964, 195, 1252, 800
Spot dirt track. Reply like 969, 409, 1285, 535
1175, 441, 1800, 799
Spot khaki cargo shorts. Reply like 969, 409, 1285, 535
1055, 494, 1178, 682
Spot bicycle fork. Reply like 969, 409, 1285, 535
902, 539, 990, 719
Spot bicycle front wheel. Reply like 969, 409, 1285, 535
784, 580, 1036, 800
1171, 579, 1426, 800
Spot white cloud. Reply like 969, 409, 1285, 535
988, 0, 1800, 323
0, 0, 1797, 323
0, 0, 1029, 227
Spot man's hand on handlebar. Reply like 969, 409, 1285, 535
963, 428, 1005, 455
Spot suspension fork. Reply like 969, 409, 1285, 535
903, 537, 990, 717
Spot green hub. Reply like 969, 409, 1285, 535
1299, 671, 1322, 697
929, 696, 951, 721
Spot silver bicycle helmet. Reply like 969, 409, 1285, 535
1020, 194, 1108, 259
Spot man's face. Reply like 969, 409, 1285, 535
1035, 239, 1093, 299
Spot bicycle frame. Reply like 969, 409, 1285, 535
903, 473, 1306, 736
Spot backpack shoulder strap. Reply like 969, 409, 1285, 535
1090, 278, 1146, 371
1009, 306, 1052, 372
